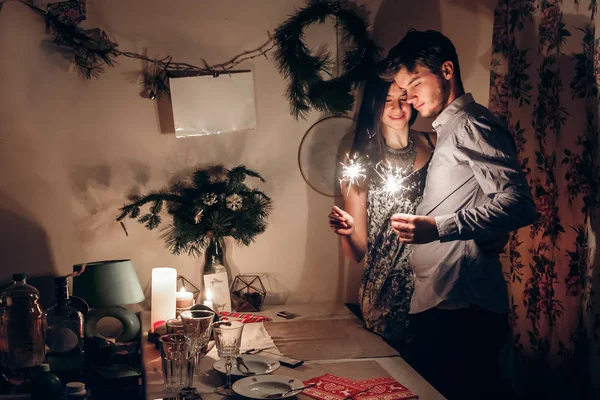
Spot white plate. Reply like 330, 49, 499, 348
232, 375, 305, 399
213, 354, 280, 377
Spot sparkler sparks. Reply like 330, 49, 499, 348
339, 153, 367, 197
373, 161, 411, 198
338, 153, 416, 199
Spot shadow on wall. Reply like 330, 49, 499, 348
157, 95, 176, 134
443, 0, 498, 90
370, 0, 496, 129
370, 0, 442, 132
371, 0, 442, 52
372, 0, 496, 75
0, 193, 57, 309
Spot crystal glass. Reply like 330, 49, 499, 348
165, 318, 184, 335
212, 320, 244, 395
180, 310, 215, 374
158, 334, 194, 392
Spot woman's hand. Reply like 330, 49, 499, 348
329, 206, 355, 236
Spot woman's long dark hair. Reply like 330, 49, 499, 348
351, 78, 417, 165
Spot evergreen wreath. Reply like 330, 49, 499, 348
116, 165, 273, 257
274, 0, 381, 119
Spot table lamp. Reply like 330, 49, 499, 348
73, 259, 145, 342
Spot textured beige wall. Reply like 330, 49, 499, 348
0, 0, 496, 307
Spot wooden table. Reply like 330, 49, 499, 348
142, 304, 445, 400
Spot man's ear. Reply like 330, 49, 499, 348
441, 61, 454, 81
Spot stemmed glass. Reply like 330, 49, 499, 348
212, 320, 244, 396
180, 310, 215, 375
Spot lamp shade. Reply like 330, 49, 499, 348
72, 259, 145, 308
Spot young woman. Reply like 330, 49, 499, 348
329, 78, 436, 353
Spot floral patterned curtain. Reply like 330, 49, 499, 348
489, 1, 600, 398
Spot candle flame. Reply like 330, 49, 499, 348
179, 286, 187, 293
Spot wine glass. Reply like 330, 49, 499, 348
180, 310, 215, 375
212, 320, 244, 395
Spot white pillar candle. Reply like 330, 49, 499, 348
150, 267, 177, 332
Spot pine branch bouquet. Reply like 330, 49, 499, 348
116, 165, 273, 256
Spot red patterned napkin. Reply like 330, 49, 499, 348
354, 376, 419, 400
218, 311, 271, 323
302, 373, 369, 400
301, 374, 418, 400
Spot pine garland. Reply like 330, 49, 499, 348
116, 165, 273, 257
18, 1, 275, 99
274, 0, 381, 119
28, 4, 119, 79
12, 0, 380, 112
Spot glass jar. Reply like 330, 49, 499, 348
0, 273, 45, 384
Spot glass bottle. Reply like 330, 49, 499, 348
203, 236, 232, 312
0, 273, 45, 385
203, 236, 230, 280
29, 363, 62, 400
42, 276, 84, 383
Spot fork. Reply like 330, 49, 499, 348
263, 383, 316, 398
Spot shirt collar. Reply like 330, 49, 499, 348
432, 93, 474, 131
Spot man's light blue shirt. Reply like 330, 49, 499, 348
411, 93, 537, 314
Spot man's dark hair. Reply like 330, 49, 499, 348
378, 29, 464, 91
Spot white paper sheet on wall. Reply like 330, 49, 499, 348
169, 71, 256, 138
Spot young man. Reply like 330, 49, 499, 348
379, 30, 536, 400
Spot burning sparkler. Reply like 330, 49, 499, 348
339, 153, 416, 199
373, 160, 411, 199
339, 153, 367, 197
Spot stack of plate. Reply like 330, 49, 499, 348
214, 355, 307, 399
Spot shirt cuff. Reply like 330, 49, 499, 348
435, 214, 459, 242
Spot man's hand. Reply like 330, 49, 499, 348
391, 214, 439, 244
